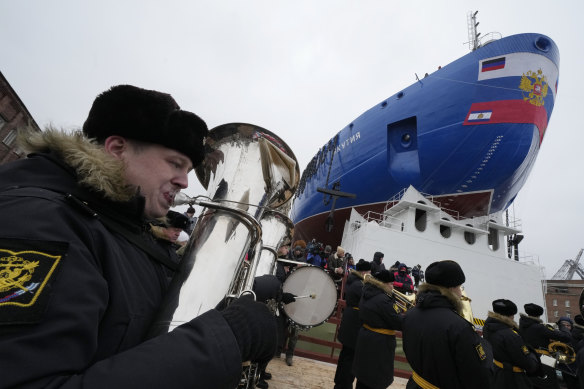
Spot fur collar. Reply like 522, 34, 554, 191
19, 128, 138, 202
418, 283, 464, 314
519, 313, 543, 323
488, 311, 519, 329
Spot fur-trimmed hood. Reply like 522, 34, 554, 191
416, 283, 464, 315
18, 128, 138, 202
487, 311, 518, 329
519, 312, 543, 323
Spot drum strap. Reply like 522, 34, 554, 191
412, 370, 439, 389
493, 359, 525, 373
363, 323, 395, 335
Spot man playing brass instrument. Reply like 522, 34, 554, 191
352, 269, 403, 389
519, 303, 572, 389
483, 299, 543, 388
0, 85, 277, 388
402, 260, 494, 389
334, 259, 372, 389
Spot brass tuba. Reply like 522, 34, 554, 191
149, 123, 299, 334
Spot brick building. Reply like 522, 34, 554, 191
0, 71, 41, 165
544, 279, 584, 322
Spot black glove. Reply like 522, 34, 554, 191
221, 295, 277, 364
281, 292, 296, 305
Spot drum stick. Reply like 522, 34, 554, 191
294, 294, 317, 299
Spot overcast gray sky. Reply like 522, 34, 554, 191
1, 0, 582, 278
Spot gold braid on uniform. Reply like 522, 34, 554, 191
417, 283, 464, 316
487, 311, 519, 329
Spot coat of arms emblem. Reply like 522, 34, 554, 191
519, 69, 548, 107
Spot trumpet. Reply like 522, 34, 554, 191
362, 272, 416, 313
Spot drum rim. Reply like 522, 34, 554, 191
281, 265, 337, 328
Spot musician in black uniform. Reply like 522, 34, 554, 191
252, 274, 297, 389
519, 303, 572, 389
402, 260, 493, 389
482, 298, 542, 388
352, 269, 402, 389
0, 85, 277, 389
334, 259, 372, 389
556, 316, 579, 389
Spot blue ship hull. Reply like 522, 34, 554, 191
290, 33, 559, 246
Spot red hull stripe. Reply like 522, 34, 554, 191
463, 100, 548, 144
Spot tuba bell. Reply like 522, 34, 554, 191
149, 122, 299, 335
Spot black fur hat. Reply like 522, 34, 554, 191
356, 259, 371, 272
492, 299, 517, 316
574, 315, 584, 326
374, 270, 394, 283
373, 251, 384, 260
524, 303, 544, 317
165, 210, 190, 230
425, 260, 465, 288
83, 85, 208, 166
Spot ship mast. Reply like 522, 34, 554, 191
467, 10, 481, 51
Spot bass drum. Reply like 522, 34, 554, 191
282, 265, 338, 329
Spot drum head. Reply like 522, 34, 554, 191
282, 266, 337, 328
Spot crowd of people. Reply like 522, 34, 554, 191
1, 84, 582, 389
331, 255, 584, 389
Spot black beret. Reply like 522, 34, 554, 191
83, 85, 208, 166
492, 299, 517, 316
524, 303, 544, 317
356, 259, 371, 272
373, 251, 384, 260
425, 260, 465, 288
374, 270, 394, 283
165, 210, 190, 230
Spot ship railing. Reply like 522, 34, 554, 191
384, 188, 464, 220
478, 32, 503, 48
362, 210, 405, 232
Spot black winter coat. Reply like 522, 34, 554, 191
338, 273, 364, 349
370, 258, 386, 275
483, 312, 542, 389
352, 283, 402, 389
0, 135, 241, 389
402, 285, 493, 389
519, 313, 572, 389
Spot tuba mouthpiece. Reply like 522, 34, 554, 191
173, 192, 195, 206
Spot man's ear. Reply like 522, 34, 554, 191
103, 136, 129, 159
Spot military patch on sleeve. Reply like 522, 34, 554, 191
0, 238, 68, 325
393, 303, 401, 313
475, 343, 487, 360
